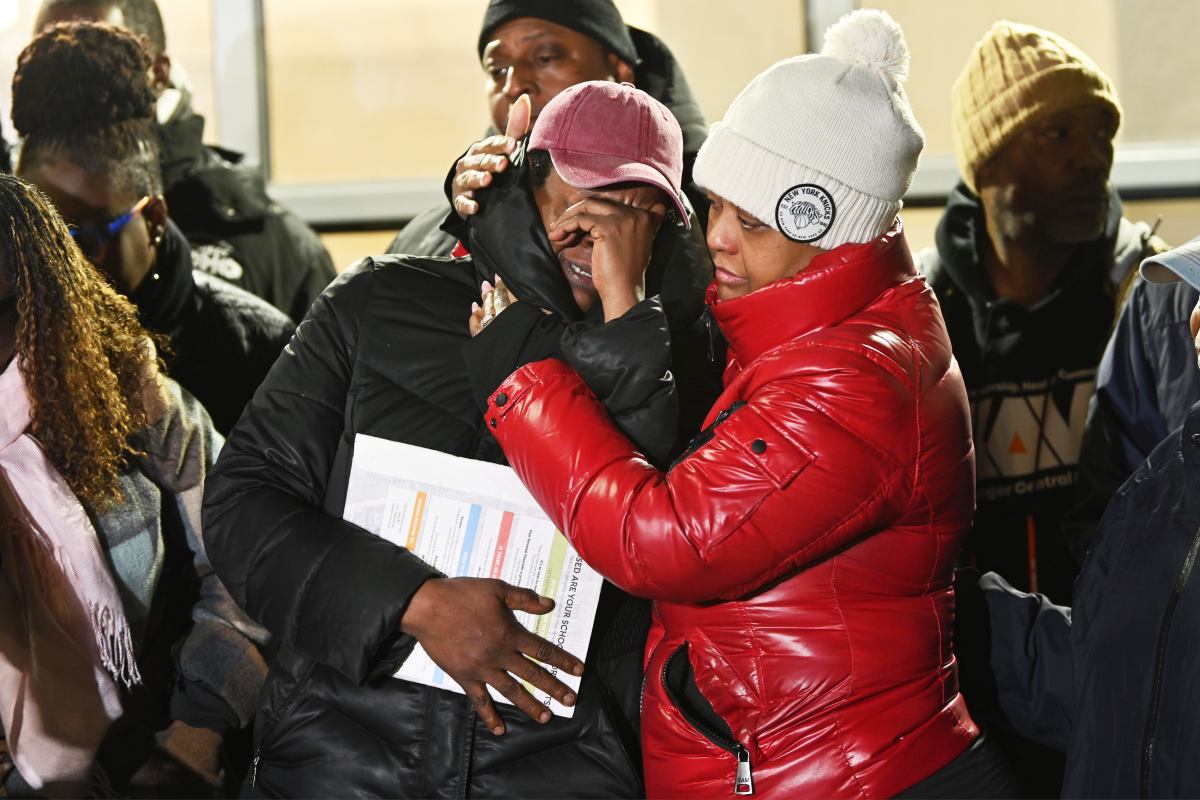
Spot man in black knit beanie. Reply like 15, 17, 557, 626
388, 0, 710, 259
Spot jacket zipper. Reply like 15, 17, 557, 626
641, 638, 664, 721
1139, 521, 1200, 797
250, 669, 312, 789
702, 306, 717, 363
660, 646, 754, 795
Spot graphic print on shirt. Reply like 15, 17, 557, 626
972, 368, 1094, 504
191, 241, 246, 283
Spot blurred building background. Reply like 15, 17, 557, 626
3, 0, 1198, 268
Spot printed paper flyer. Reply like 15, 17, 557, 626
344, 434, 603, 718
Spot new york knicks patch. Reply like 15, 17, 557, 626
776, 184, 836, 243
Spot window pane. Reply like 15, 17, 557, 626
261, 0, 806, 186
159, 1, 219, 143
864, 0, 1200, 157
0, 0, 218, 150
1, 1, 44, 145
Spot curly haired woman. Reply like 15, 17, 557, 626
11, 21, 294, 433
0, 174, 268, 796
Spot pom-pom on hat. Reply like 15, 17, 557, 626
693, 9, 924, 249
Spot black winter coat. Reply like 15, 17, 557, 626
159, 104, 336, 322
134, 222, 295, 434
982, 401, 1200, 798
387, 26, 710, 260
202, 154, 717, 797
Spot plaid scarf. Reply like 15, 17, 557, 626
0, 358, 139, 791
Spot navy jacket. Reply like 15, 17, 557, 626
983, 401, 1200, 797
1066, 278, 1200, 560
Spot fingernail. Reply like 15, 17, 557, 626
564, 693, 576, 706
539, 712, 551, 723
492, 726, 504, 736
573, 665, 584, 676
471, 302, 480, 313
482, 281, 493, 293
494, 274, 501, 285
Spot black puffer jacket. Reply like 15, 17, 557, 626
202, 151, 716, 797
387, 26, 709, 259
159, 102, 336, 322
134, 222, 295, 434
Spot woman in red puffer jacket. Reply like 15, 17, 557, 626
479, 10, 1014, 798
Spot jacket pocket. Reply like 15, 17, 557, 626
661, 642, 755, 795
674, 401, 816, 561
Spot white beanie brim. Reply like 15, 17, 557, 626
694, 121, 902, 249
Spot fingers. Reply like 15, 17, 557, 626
463, 681, 507, 735
469, 301, 484, 337
454, 193, 480, 218
464, 134, 516, 160
456, 154, 509, 180
649, 202, 669, 226
518, 628, 585, 677
546, 212, 592, 243
492, 276, 512, 315
453, 138, 516, 219
481, 281, 495, 327
476, 278, 518, 332
505, 94, 532, 139
548, 197, 657, 241
508, 657, 577, 708
503, 583, 555, 614
486, 669, 554, 724
505, 651, 578, 708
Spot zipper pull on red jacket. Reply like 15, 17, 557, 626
734, 746, 754, 795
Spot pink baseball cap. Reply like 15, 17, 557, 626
529, 80, 690, 228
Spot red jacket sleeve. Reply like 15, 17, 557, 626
487, 354, 915, 603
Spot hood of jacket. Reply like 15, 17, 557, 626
459, 137, 712, 330
629, 27, 707, 160
156, 95, 275, 229
932, 181, 1128, 306
708, 222, 917, 367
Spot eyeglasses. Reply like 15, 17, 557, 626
67, 196, 152, 261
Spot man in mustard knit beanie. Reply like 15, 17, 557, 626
921, 21, 1164, 603
922, 20, 1169, 798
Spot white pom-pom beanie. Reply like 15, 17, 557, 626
693, 9, 924, 249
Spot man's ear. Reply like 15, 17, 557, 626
145, 196, 169, 245
608, 53, 636, 85
151, 54, 172, 92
